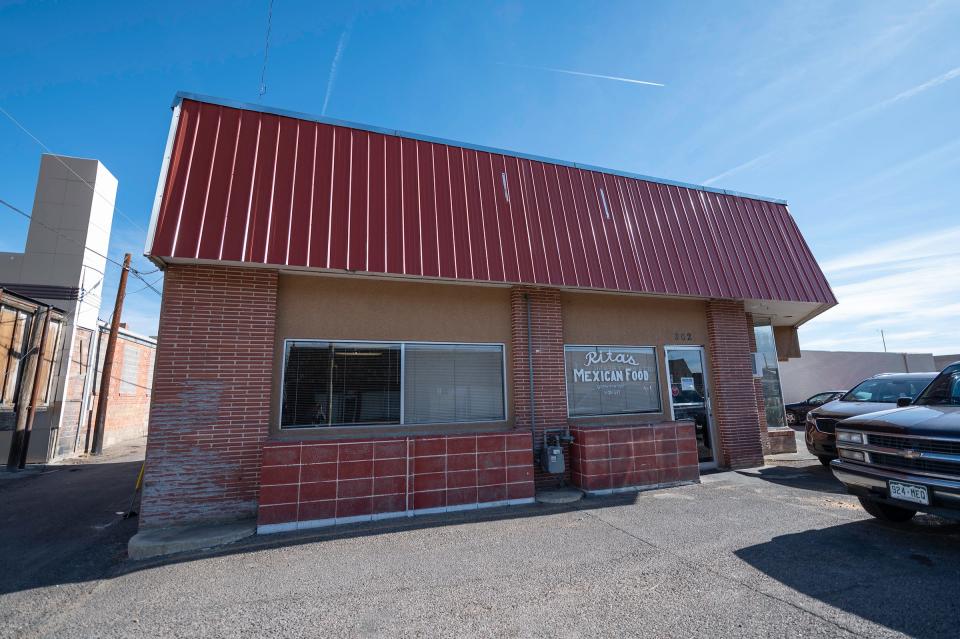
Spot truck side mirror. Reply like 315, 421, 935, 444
896, 397, 912, 408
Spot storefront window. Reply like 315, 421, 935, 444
564, 345, 661, 417
404, 344, 505, 424
281, 341, 505, 428
753, 323, 787, 429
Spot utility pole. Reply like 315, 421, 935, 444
880, 329, 888, 353
91, 253, 131, 456
6, 305, 53, 470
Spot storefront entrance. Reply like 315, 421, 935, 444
665, 346, 716, 466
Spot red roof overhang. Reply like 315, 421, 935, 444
146, 94, 836, 321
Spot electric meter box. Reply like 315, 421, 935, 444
541, 445, 565, 474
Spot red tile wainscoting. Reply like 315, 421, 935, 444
257, 431, 535, 533
570, 421, 700, 493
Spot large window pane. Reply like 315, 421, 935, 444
565, 346, 661, 417
281, 342, 401, 428
753, 323, 787, 429
38, 320, 61, 404
404, 344, 505, 424
0, 307, 29, 405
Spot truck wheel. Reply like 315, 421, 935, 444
858, 497, 916, 522
817, 456, 833, 467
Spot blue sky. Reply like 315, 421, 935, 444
1, 0, 958, 354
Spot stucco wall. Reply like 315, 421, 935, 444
561, 291, 708, 425
272, 274, 513, 433
778, 350, 937, 404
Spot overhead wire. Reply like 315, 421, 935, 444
0, 103, 163, 287
258, 0, 274, 99
0, 105, 148, 234
0, 198, 161, 296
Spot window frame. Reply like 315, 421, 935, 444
279, 338, 508, 430
563, 343, 664, 419
119, 343, 141, 396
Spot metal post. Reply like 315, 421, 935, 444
17, 307, 53, 469
73, 324, 100, 454
525, 294, 536, 458
91, 253, 131, 456
6, 305, 51, 470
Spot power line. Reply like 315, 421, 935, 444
0, 105, 148, 233
128, 275, 163, 296
258, 0, 275, 99
0, 197, 161, 296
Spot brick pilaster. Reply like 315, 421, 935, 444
140, 265, 278, 528
706, 300, 764, 468
510, 286, 568, 487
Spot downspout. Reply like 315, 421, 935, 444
74, 327, 99, 454
525, 294, 536, 459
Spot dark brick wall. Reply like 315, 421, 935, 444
706, 300, 764, 468
509, 287, 569, 488
141, 265, 277, 528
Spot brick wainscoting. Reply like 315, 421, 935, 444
141, 265, 278, 527
570, 421, 699, 493
257, 431, 535, 533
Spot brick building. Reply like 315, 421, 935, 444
1, 154, 157, 462
140, 93, 835, 533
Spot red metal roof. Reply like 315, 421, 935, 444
147, 95, 835, 306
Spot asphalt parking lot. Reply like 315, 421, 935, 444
2, 448, 959, 639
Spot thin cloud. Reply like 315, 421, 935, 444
322, 21, 354, 115
703, 64, 960, 185
500, 63, 664, 87
821, 225, 960, 274
800, 225, 960, 354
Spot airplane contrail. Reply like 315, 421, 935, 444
322, 22, 354, 115
501, 63, 664, 87
703, 64, 960, 185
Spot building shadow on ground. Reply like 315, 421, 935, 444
735, 517, 960, 639
736, 461, 848, 495
0, 459, 142, 597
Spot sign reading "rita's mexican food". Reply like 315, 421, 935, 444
572, 349, 652, 383
564, 346, 662, 416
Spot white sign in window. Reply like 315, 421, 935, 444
565, 345, 661, 417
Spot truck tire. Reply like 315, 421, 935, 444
817, 456, 833, 467
858, 497, 916, 522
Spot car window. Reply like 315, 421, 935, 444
914, 371, 960, 406
807, 392, 834, 405
841, 378, 933, 403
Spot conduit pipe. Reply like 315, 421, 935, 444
525, 293, 536, 459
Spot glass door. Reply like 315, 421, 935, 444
665, 346, 715, 466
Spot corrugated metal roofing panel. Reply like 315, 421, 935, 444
147, 96, 836, 306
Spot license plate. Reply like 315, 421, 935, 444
888, 480, 930, 505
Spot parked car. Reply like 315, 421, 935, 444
785, 390, 846, 426
831, 361, 960, 522
805, 372, 937, 466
